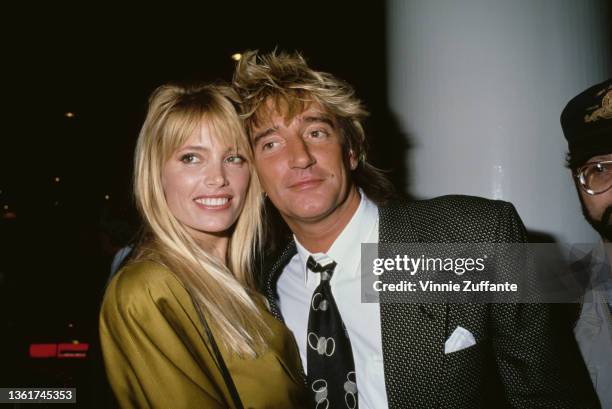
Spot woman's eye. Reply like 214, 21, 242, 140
226, 155, 245, 164
180, 153, 199, 164
262, 141, 277, 151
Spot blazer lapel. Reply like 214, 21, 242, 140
264, 240, 297, 321
379, 203, 448, 409
263, 240, 309, 387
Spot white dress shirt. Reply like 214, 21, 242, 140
277, 192, 389, 409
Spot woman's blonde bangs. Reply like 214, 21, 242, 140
202, 100, 252, 162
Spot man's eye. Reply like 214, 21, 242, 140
309, 129, 328, 138
595, 163, 609, 173
226, 155, 245, 164
180, 153, 199, 164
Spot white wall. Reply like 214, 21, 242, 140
388, 0, 611, 242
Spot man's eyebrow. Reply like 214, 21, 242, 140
589, 156, 612, 162
251, 115, 334, 144
252, 127, 278, 145
302, 115, 335, 128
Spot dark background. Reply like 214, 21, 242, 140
4, 4, 608, 408
0, 4, 404, 407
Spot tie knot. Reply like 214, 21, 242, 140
307, 256, 336, 281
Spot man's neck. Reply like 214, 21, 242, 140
290, 187, 361, 253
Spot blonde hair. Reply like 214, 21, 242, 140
232, 50, 396, 205
132, 82, 268, 356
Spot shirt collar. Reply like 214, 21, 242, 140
294, 190, 379, 285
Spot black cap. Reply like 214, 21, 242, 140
561, 78, 612, 168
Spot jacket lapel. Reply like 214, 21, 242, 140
264, 240, 297, 321
379, 203, 448, 409
263, 240, 309, 387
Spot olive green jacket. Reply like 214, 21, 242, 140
100, 261, 308, 409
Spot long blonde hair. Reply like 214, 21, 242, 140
132, 82, 268, 356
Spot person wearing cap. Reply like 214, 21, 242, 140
561, 78, 612, 408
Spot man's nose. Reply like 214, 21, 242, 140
288, 138, 316, 169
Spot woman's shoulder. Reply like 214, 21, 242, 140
103, 260, 189, 313
113, 259, 175, 285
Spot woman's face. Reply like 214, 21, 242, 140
162, 122, 251, 243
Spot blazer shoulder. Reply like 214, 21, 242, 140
382, 195, 525, 242
401, 194, 514, 215
398, 194, 517, 220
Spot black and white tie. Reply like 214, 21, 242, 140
306, 255, 358, 409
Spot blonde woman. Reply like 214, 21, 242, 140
99, 83, 308, 409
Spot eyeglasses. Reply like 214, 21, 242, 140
576, 160, 612, 195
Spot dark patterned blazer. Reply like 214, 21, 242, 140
261, 195, 600, 409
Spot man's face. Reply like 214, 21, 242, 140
250, 101, 357, 227
576, 153, 612, 241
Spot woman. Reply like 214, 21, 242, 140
99, 83, 308, 408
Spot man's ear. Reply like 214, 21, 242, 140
349, 149, 358, 170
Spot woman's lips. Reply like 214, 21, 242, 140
193, 196, 232, 210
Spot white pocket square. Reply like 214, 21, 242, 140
444, 326, 476, 354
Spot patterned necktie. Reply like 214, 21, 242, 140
306, 255, 358, 409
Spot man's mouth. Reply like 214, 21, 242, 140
288, 178, 323, 190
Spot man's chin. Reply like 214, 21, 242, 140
280, 200, 337, 225
583, 205, 612, 241
290, 206, 332, 223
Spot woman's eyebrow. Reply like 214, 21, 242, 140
177, 145, 208, 152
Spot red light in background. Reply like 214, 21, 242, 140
30, 344, 58, 358
2, 211, 17, 220
29, 343, 89, 359
57, 343, 89, 359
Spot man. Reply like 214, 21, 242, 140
233, 50, 595, 409
561, 78, 612, 408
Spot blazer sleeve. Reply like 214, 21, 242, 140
490, 203, 600, 409
99, 265, 227, 409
